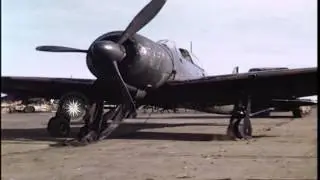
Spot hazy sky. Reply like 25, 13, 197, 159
2, 0, 317, 79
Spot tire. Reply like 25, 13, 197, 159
24, 106, 35, 113
47, 116, 71, 137
234, 118, 252, 139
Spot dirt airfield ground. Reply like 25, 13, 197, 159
1, 108, 317, 180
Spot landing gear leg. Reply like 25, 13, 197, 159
76, 101, 134, 144
99, 104, 133, 140
77, 101, 104, 143
227, 95, 253, 140
126, 106, 138, 118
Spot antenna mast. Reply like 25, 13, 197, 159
190, 41, 193, 53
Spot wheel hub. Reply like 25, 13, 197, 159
61, 98, 86, 120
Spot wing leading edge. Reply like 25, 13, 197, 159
146, 67, 317, 105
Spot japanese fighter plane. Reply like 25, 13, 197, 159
1, 0, 317, 144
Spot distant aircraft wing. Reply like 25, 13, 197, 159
145, 67, 317, 105
1, 76, 95, 100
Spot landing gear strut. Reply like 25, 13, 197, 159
75, 101, 134, 144
227, 95, 253, 139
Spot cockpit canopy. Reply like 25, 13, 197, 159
157, 39, 205, 75
157, 39, 200, 65
178, 48, 193, 63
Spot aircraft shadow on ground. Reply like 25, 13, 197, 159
252, 115, 295, 119
135, 115, 230, 119
112, 131, 272, 142
1, 121, 276, 145
133, 114, 294, 120
1, 122, 225, 142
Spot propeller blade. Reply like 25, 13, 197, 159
117, 0, 166, 44
111, 61, 136, 111
36, 46, 88, 53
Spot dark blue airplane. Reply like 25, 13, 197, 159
1, 0, 317, 145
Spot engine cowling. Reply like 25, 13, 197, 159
86, 31, 174, 90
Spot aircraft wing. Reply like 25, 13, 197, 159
2, 67, 317, 106
146, 67, 317, 105
1, 76, 95, 100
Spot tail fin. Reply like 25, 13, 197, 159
232, 66, 239, 74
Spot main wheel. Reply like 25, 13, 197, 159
47, 116, 71, 137
233, 118, 252, 139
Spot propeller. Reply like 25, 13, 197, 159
117, 0, 166, 44
35, 0, 167, 111
35, 46, 87, 53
